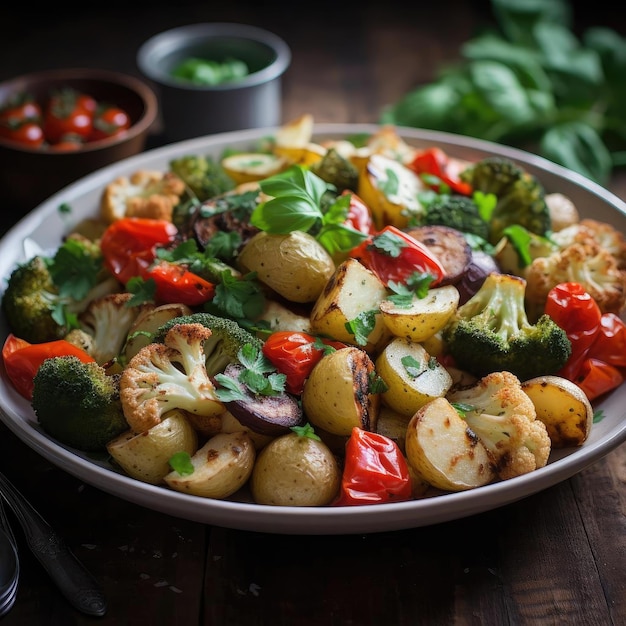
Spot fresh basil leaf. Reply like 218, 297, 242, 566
469, 60, 536, 125
462, 34, 553, 93
491, 0, 572, 47
250, 197, 322, 233
316, 223, 368, 255
540, 121, 612, 185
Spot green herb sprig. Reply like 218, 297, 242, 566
382, 0, 626, 185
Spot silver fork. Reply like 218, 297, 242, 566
0, 498, 19, 617
0, 471, 106, 617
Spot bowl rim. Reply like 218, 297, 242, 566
0, 67, 158, 154
136, 22, 292, 92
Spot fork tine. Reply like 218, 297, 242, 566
0, 496, 17, 550
0, 497, 18, 549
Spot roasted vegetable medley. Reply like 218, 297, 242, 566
2, 114, 626, 507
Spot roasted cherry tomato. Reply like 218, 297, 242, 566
350, 224, 446, 286
2, 333, 95, 400
76, 93, 98, 115
574, 358, 624, 402
408, 146, 473, 195
334, 427, 412, 506
545, 282, 602, 380
0, 94, 43, 146
90, 106, 131, 142
262, 331, 347, 394
50, 133, 84, 151
0, 121, 45, 147
43, 87, 94, 143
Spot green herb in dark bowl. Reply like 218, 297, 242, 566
170, 57, 250, 86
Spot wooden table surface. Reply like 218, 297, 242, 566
0, 2, 625, 624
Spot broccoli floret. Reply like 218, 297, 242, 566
460, 156, 551, 244
153, 311, 262, 376
309, 147, 359, 192
120, 323, 223, 433
420, 194, 490, 240
447, 371, 551, 480
32, 356, 128, 452
442, 272, 571, 380
170, 154, 236, 202
2, 245, 119, 344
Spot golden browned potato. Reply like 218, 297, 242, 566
358, 153, 424, 229
522, 375, 594, 448
375, 337, 453, 418
302, 346, 380, 436
237, 230, 335, 303
375, 404, 411, 454
107, 410, 198, 485
164, 432, 256, 499
405, 397, 495, 491
379, 285, 460, 342
310, 257, 390, 351
250, 430, 341, 506
123, 303, 193, 362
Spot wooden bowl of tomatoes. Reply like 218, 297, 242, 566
0, 67, 158, 216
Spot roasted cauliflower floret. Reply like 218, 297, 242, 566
65, 293, 153, 365
525, 241, 626, 315
447, 371, 551, 480
101, 169, 186, 223
551, 219, 626, 269
120, 323, 223, 433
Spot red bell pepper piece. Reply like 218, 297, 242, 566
587, 313, 626, 368
342, 191, 375, 234
545, 282, 625, 400
100, 217, 214, 306
2, 333, 95, 400
262, 331, 346, 395
408, 147, 473, 196
574, 358, 624, 402
350, 225, 446, 286
100, 217, 177, 284
334, 427, 412, 506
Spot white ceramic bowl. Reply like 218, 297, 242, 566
0, 124, 625, 535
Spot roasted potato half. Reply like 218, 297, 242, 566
164, 431, 256, 499
310, 257, 390, 351
376, 337, 453, 418
250, 431, 341, 506
522, 375, 594, 448
358, 153, 424, 229
379, 285, 460, 342
237, 230, 335, 303
123, 302, 193, 363
405, 397, 495, 491
107, 410, 198, 485
302, 346, 380, 436
221, 153, 289, 184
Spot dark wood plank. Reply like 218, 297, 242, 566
0, 423, 207, 625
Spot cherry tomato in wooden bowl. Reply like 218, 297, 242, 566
0, 68, 157, 212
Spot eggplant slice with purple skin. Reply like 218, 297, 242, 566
216, 364, 305, 436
